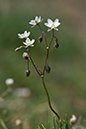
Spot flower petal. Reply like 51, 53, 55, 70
44, 23, 51, 28
31, 39, 35, 44
47, 28, 52, 32
54, 28, 58, 31
27, 32, 30, 36
38, 16, 41, 22
54, 19, 59, 24
29, 20, 35, 25
47, 19, 53, 24
35, 16, 38, 21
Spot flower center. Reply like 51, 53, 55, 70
51, 23, 54, 27
25, 32, 27, 36
35, 21, 38, 24
27, 40, 30, 43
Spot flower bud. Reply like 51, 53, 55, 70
54, 43, 59, 48
15, 119, 22, 126
15, 46, 24, 51
25, 70, 31, 77
22, 52, 29, 60
45, 64, 51, 73
5, 78, 14, 86
38, 34, 43, 43
70, 115, 77, 123
54, 38, 59, 48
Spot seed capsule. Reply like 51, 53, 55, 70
22, 52, 29, 60
54, 43, 59, 48
25, 70, 31, 77
38, 34, 43, 43
45, 64, 51, 73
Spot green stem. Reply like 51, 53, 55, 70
0, 118, 8, 129
41, 76, 60, 120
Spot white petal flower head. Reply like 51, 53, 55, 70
18, 31, 30, 39
70, 115, 77, 123
29, 16, 43, 28
5, 78, 14, 86
44, 18, 61, 31
23, 38, 35, 47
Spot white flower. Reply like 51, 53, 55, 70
18, 31, 30, 39
5, 78, 14, 86
23, 38, 35, 47
70, 115, 77, 123
44, 18, 61, 31
29, 16, 43, 28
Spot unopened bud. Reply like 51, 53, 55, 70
54, 38, 59, 48
25, 70, 31, 77
70, 115, 77, 123
15, 119, 22, 126
38, 34, 43, 43
54, 43, 59, 48
5, 78, 14, 86
15, 46, 24, 51
45, 64, 51, 73
22, 52, 29, 60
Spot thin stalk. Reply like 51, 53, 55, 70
42, 31, 48, 48
49, 29, 55, 48
43, 35, 54, 74
41, 76, 60, 120
43, 47, 49, 74
38, 24, 48, 47
30, 57, 42, 76
27, 59, 29, 71
49, 35, 54, 48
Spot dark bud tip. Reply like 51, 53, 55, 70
25, 70, 31, 77
45, 64, 51, 73
54, 43, 59, 48
38, 34, 43, 43
22, 52, 29, 60
54, 38, 59, 48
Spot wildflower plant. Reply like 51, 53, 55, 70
15, 16, 61, 120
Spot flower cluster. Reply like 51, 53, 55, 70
18, 30, 35, 48
16, 16, 61, 50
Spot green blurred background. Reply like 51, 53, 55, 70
0, 0, 86, 128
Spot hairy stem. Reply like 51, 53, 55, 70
41, 76, 60, 120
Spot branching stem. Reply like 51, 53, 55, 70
26, 25, 60, 120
